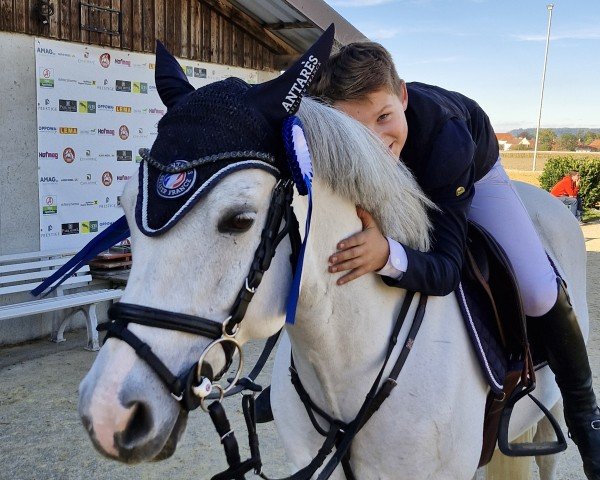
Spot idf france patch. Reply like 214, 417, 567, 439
156, 160, 197, 199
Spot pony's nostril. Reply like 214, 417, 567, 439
115, 401, 153, 448
81, 413, 94, 434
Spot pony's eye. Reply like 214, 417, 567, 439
218, 212, 256, 233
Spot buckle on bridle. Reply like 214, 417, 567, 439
244, 278, 256, 294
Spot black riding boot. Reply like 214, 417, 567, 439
533, 279, 600, 480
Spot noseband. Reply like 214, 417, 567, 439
99, 178, 301, 412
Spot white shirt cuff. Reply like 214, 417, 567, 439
376, 237, 408, 279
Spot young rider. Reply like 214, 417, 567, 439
309, 42, 600, 479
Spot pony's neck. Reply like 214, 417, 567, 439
287, 180, 407, 420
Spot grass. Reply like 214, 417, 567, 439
500, 150, 600, 172
583, 209, 600, 223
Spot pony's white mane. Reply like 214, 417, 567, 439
297, 98, 433, 251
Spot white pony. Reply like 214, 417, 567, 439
77, 96, 588, 479
76, 28, 588, 479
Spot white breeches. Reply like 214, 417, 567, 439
469, 160, 557, 317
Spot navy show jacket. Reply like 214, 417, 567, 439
383, 82, 499, 296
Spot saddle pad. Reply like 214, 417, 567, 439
456, 281, 506, 394
455, 225, 560, 395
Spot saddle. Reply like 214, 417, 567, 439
458, 221, 563, 467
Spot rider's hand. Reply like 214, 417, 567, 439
328, 206, 389, 285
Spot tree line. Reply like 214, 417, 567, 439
510, 128, 600, 151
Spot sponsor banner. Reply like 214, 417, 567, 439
35, 37, 267, 249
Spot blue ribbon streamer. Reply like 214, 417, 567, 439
282, 116, 313, 325
285, 186, 312, 324
31, 215, 131, 297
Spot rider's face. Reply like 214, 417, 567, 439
334, 85, 408, 158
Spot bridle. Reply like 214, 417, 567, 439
97, 172, 428, 480
99, 178, 301, 412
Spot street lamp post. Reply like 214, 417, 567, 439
532, 4, 554, 172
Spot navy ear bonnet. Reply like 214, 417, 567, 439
136, 25, 335, 236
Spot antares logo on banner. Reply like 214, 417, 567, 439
36, 37, 265, 249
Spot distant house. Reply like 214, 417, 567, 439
518, 137, 533, 148
576, 143, 593, 152
588, 139, 600, 152
496, 133, 520, 151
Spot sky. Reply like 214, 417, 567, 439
325, 0, 600, 133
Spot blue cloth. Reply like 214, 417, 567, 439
31, 216, 130, 297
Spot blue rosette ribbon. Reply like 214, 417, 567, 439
282, 116, 313, 324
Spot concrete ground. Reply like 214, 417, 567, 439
0, 221, 599, 480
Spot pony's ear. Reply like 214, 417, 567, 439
155, 40, 195, 109
246, 24, 335, 123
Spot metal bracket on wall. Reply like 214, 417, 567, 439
79, 1, 122, 36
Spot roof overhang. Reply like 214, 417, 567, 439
213, 0, 368, 66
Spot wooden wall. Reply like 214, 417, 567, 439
0, 0, 295, 70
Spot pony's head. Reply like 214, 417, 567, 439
78, 26, 336, 463
78, 24, 433, 465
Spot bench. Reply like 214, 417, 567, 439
0, 249, 123, 351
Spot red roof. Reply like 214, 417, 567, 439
496, 133, 519, 144
588, 139, 600, 150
